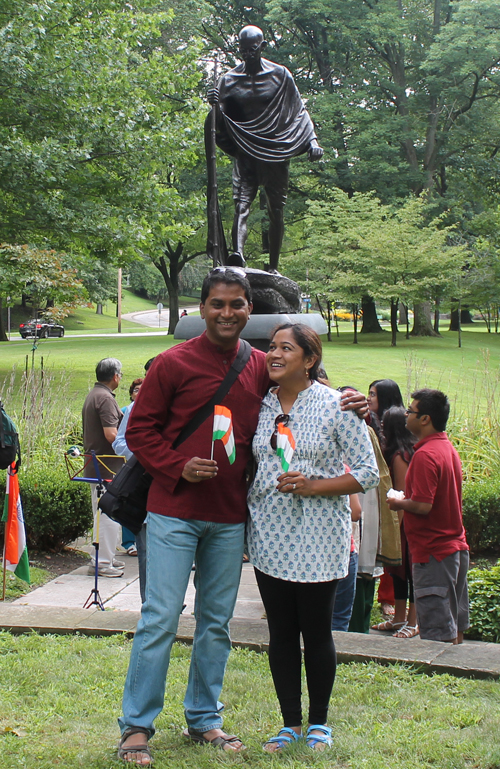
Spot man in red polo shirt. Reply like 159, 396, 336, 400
387, 388, 469, 644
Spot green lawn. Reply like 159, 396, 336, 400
1, 567, 49, 601
0, 633, 498, 769
1, 325, 499, 414
320, 328, 500, 414
0, 335, 180, 410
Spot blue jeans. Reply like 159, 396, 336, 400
135, 524, 147, 604
119, 512, 245, 737
121, 526, 136, 550
332, 550, 358, 631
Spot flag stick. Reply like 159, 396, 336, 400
1, 540, 6, 601
2, 472, 8, 601
210, 441, 214, 461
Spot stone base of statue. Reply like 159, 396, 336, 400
244, 268, 301, 314
174, 268, 327, 351
174, 312, 327, 351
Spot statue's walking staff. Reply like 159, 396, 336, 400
205, 56, 228, 267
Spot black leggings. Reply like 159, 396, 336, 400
255, 568, 338, 726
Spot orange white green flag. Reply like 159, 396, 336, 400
2, 464, 30, 584
212, 405, 236, 465
276, 423, 295, 472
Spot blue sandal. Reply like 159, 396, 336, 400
263, 727, 302, 752
306, 724, 332, 750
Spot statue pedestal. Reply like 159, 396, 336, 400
174, 313, 328, 351
174, 268, 327, 349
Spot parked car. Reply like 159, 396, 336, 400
19, 319, 65, 339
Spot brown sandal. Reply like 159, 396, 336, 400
393, 624, 419, 638
371, 619, 406, 632
183, 728, 246, 752
117, 728, 153, 765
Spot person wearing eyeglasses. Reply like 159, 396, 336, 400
246, 323, 379, 753
387, 389, 469, 644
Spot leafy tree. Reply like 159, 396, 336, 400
459, 210, 500, 333
0, 244, 87, 341
76, 258, 118, 312
128, 260, 168, 303
0, 0, 207, 329
284, 192, 467, 345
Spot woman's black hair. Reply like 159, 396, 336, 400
371, 378, 403, 419
382, 406, 416, 466
270, 322, 322, 380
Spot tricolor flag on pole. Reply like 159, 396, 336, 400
212, 405, 236, 465
276, 423, 295, 472
2, 465, 30, 584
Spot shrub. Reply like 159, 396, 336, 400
19, 464, 91, 551
466, 561, 500, 642
462, 478, 500, 551
0, 365, 91, 552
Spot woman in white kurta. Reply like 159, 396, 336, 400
247, 323, 378, 752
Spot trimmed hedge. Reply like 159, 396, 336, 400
14, 465, 91, 552
462, 477, 500, 552
466, 561, 500, 642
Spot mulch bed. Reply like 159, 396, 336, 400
29, 547, 90, 579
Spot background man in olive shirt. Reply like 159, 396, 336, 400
82, 357, 124, 577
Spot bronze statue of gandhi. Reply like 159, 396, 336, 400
208, 26, 323, 273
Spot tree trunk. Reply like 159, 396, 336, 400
168, 288, 180, 333
352, 303, 359, 344
457, 298, 462, 348
449, 306, 474, 330
433, 297, 440, 334
316, 295, 331, 341
361, 296, 383, 333
390, 298, 398, 347
157, 257, 179, 335
151, 243, 205, 334
0, 298, 8, 342
398, 302, 407, 326
96, 303, 103, 314
411, 302, 440, 336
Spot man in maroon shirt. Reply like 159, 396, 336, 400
388, 388, 469, 644
117, 268, 367, 764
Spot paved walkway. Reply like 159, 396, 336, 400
1, 546, 499, 680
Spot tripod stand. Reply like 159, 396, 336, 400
65, 449, 125, 611
83, 451, 107, 610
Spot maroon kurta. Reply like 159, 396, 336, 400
126, 333, 269, 524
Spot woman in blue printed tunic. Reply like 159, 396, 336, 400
247, 323, 379, 752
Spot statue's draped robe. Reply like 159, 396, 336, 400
205, 60, 317, 263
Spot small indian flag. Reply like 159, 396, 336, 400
276, 423, 295, 472
212, 405, 236, 465
2, 465, 30, 584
